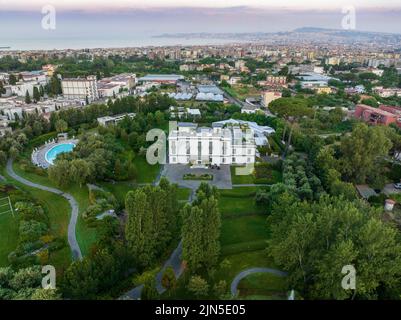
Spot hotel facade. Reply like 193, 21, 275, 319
168, 122, 256, 165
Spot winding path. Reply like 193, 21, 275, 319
6, 159, 82, 260
230, 267, 288, 297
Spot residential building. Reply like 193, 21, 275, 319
138, 74, 184, 84
0, 115, 12, 136
98, 73, 136, 97
61, 76, 99, 101
262, 91, 282, 107
97, 113, 136, 126
354, 104, 401, 127
228, 77, 242, 85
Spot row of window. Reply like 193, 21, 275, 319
171, 141, 252, 156
170, 157, 253, 163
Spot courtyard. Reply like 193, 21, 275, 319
163, 164, 233, 189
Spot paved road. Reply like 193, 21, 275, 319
230, 267, 288, 297
232, 184, 271, 187
383, 183, 401, 196
6, 159, 82, 260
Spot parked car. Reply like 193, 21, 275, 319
394, 183, 401, 189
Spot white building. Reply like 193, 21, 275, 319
97, 113, 136, 126
61, 76, 99, 102
168, 122, 257, 165
97, 73, 136, 97
0, 115, 12, 136
10, 81, 39, 97
98, 83, 121, 98
213, 119, 275, 147
241, 104, 261, 114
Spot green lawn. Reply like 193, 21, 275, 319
0, 192, 19, 267
0, 173, 72, 269
231, 166, 255, 184
219, 187, 265, 217
231, 165, 282, 185
237, 273, 288, 300
8, 161, 97, 259
99, 181, 136, 206
177, 188, 191, 201
220, 214, 268, 256
134, 156, 160, 183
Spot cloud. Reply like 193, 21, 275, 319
2, 0, 401, 12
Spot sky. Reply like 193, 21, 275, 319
1, 1, 401, 49
1, 0, 401, 11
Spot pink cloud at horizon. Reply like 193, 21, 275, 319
2, 0, 401, 12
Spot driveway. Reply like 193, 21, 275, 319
230, 267, 288, 297
163, 164, 232, 189
383, 183, 401, 196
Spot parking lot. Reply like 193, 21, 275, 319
163, 164, 233, 190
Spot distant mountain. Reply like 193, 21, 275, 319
293, 27, 399, 36
154, 27, 401, 46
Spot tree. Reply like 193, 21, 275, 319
187, 275, 209, 298
0, 150, 7, 165
125, 180, 178, 268
55, 119, 68, 133
213, 280, 227, 299
25, 90, 31, 104
70, 159, 91, 187
33, 86, 40, 103
269, 97, 314, 119
0, 81, 5, 97
181, 205, 204, 270
161, 266, 177, 293
182, 183, 221, 272
125, 189, 154, 267
339, 124, 392, 184
48, 160, 72, 187
361, 98, 378, 107
48, 74, 62, 96
9, 74, 17, 85
267, 194, 401, 299
30, 289, 62, 300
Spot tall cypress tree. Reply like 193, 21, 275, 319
182, 204, 204, 270
25, 90, 31, 104
125, 181, 179, 268
181, 183, 221, 272
125, 189, 154, 267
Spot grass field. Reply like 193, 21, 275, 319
231, 165, 282, 185
177, 188, 192, 202
0, 172, 73, 269
7, 161, 98, 259
219, 187, 266, 217
0, 191, 18, 267
134, 156, 160, 183
99, 181, 136, 206
215, 184, 288, 300
237, 272, 288, 300
222, 85, 262, 101
220, 214, 268, 255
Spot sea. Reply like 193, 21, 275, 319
0, 35, 246, 51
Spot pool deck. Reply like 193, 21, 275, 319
31, 139, 79, 169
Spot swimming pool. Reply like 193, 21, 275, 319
45, 143, 76, 165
